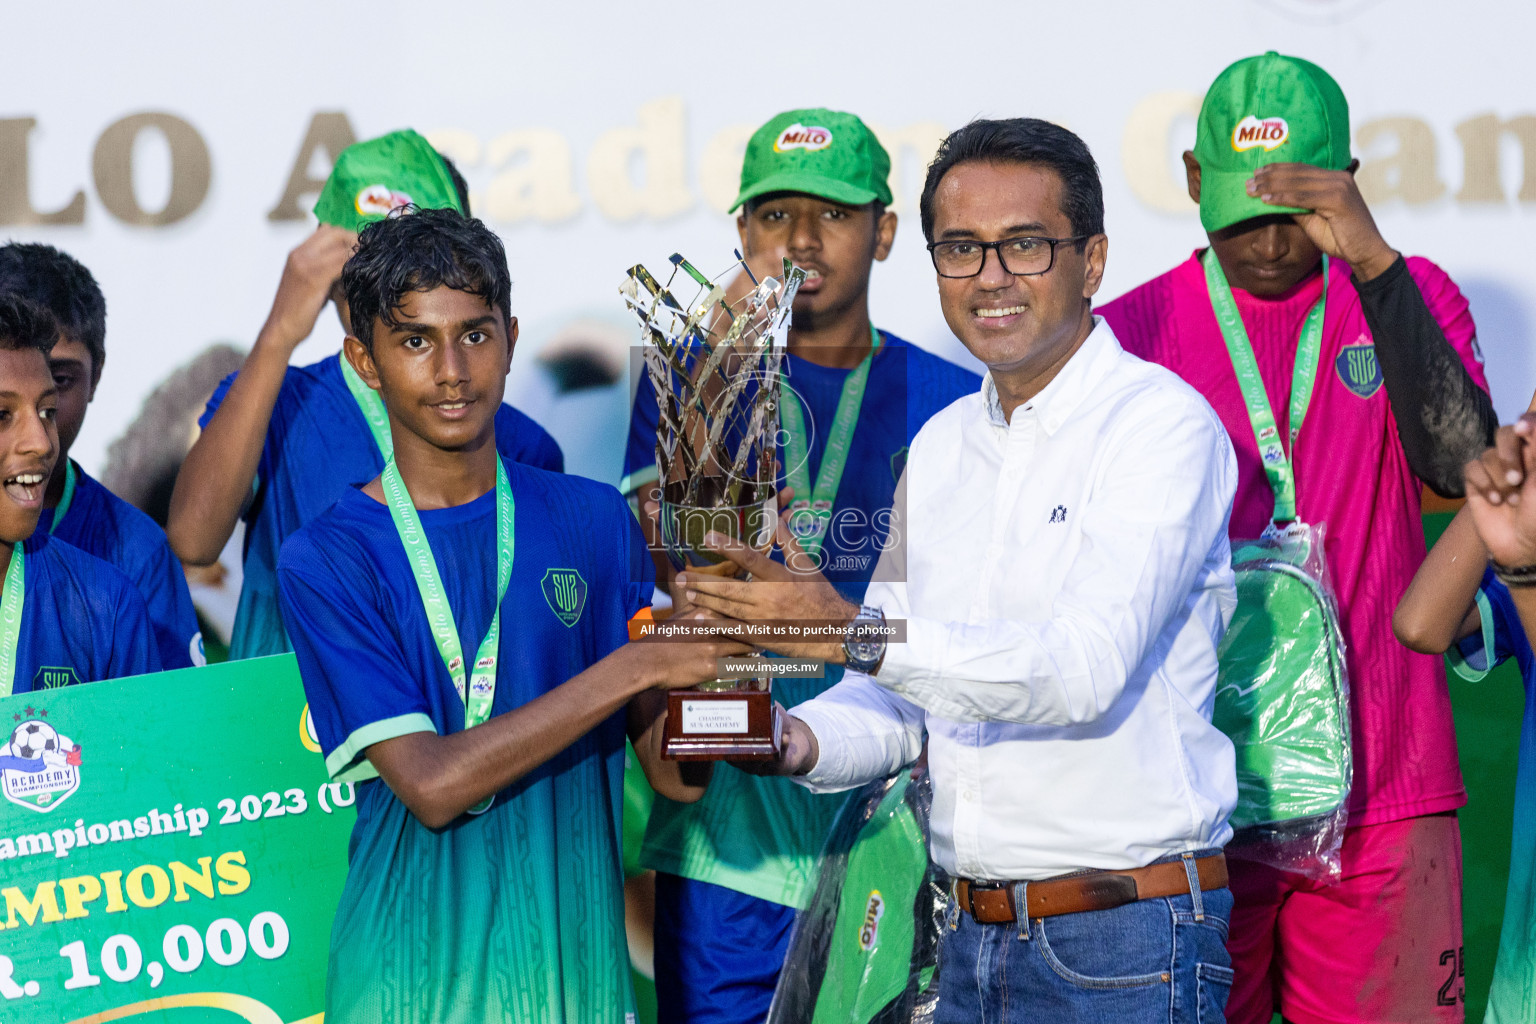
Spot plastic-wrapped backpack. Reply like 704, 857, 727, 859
768, 763, 947, 1024
1213, 522, 1352, 879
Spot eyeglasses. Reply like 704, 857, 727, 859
926, 235, 1089, 279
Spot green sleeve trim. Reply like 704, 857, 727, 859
325, 712, 437, 782
618, 465, 659, 500
1447, 590, 1496, 684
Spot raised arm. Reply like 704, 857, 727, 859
1464, 410, 1536, 657
1393, 505, 1484, 654
1356, 258, 1497, 495
1245, 163, 1496, 495
167, 226, 355, 565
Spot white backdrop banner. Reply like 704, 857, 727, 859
4, 0, 1533, 484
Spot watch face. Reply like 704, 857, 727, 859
845, 606, 886, 669
849, 639, 882, 663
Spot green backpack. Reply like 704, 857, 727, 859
770, 767, 944, 1024
1213, 535, 1352, 837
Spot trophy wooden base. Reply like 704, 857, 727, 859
661, 683, 781, 761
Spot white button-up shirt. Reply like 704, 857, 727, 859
793, 318, 1239, 881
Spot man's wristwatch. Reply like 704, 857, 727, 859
842, 604, 887, 674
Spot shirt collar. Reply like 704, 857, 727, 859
980, 316, 1121, 434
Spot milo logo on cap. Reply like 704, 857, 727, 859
1231, 115, 1289, 152
355, 183, 415, 217
774, 123, 833, 153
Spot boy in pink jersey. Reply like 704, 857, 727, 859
1099, 53, 1496, 1024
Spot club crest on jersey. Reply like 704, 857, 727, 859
33, 666, 80, 690
1231, 115, 1290, 153
1, 708, 83, 813
355, 184, 414, 217
1335, 342, 1383, 398
541, 569, 588, 628
890, 446, 908, 483
774, 123, 833, 153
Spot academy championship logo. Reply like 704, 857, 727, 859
0, 709, 83, 813
541, 569, 588, 628
1231, 115, 1290, 152
774, 123, 832, 153
355, 183, 415, 217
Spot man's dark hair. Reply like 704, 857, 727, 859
0, 293, 60, 356
438, 154, 472, 216
0, 243, 105, 374
919, 118, 1104, 244
342, 207, 511, 353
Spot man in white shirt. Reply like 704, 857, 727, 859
678, 118, 1242, 1023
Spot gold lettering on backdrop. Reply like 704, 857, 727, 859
1455, 113, 1536, 203
92, 112, 211, 226
267, 111, 358, 222
1121, 92, 1204, 215
588, 96, 692, 221
699, 124, 755, 214
0, 118, 86, 225
1354, 117, 1447, 206
483, 129, 582, 223
869, 121, 947, 215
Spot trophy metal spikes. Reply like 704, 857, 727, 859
621, 253, 807, 760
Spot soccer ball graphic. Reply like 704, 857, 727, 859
10, 721, 58, 760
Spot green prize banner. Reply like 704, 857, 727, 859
0, 655, 353, 1024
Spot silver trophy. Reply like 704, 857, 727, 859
621, 253, 806, 759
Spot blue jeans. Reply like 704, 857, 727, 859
937, 878, 1234, 1024
652, 873, 796, 1024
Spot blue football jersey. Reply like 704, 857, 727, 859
38, 463, 202, 669
9, 531, 161, 693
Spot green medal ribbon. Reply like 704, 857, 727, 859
382, 456, 515, 815
1203, 249, 1329, 524
48, 460, 76, 534
0, 545, 23, 698
780, 325, 882, 559
341, 355, 395, 458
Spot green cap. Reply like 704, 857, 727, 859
1192, 52, 1351, 232
313, 129, 463, 232
732, 108, 892, 212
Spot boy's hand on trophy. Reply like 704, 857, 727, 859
635, 605, 755, 691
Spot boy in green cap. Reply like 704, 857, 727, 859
622, 107, 979, 1024
1099, 53, 1496, 1023
168, 129, 562, 660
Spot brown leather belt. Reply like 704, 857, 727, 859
954, 853, 1228, 924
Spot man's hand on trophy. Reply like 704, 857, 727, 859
728, 706, 820, 777
677, 517, 859, 662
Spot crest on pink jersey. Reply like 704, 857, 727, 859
1335, 342, 1383, 398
